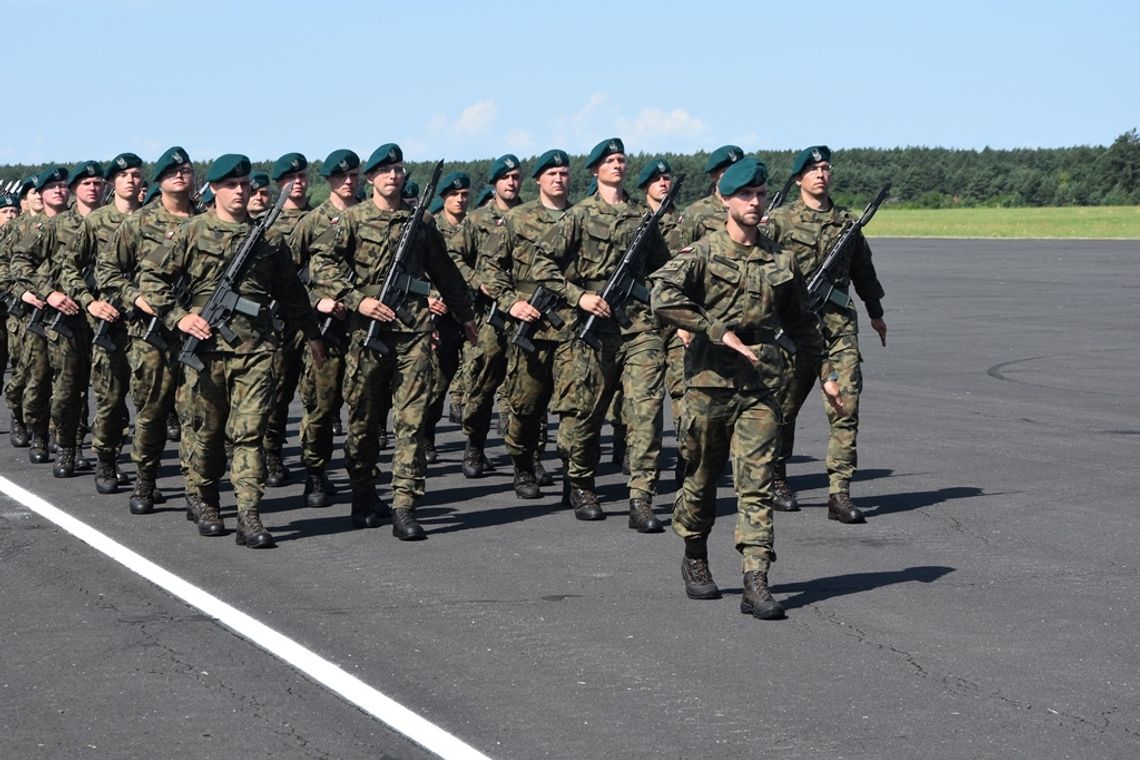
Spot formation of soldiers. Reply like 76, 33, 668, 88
0, 139, 888, 619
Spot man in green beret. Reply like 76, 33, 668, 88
99, 145, 197, 515
247, 171, 271, 218
1, 177, 44, 448
765, 145, 888, 523
0, 193, 18, 226
307, 143, 477, 539
77, 152, 144, 493
650, 157, 844, 619
138, 153, 324, 548
670, 144, 745, 250
289, 148, 359, 508
530, 138, 670, 531
482, 148, 572, 497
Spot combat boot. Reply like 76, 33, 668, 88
681, 556, 721, 600
534, 455, 553, 487
462, 442, 484, 478
47, 427, 58, 454
621, 449, 630, 476
827, 492, 865, 524
9, 413, 29, 447
511, 456, 541, 499
772, 480, 800, 512
265, 450, 290, 487
165, 413, 181, 442
235, 510, 274, 548
391, 507, 426, 541
378, 427, 389, 450
332, 418, 344, 437
570, 487, 604, 521
74, 441, 93, 472
29, 428, 50, 464
185, 493, 203, 523
197, 502, 225, 537
349, 490, 385, 529
628, 497, 663, 533
52, 448, 76, 478
422, 437, 438, 464
115, 466, 131, 486
740, 571, 785, 620
304, 471, 330, 508
448, 402, 463, 424
94, 456, 118, 494
129, 477, 157, 514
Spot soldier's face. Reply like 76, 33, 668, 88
443, 188, 469, 217
594, 153, 626, 185
73, 176, 104, 206
161, 164, 194, 194
495, 170, 521, 202
725, 185, 768, 228
114, 168, 143, 203
248, 187, 270, 213
646, 174, 672, 203
370, 164, 405, 199
0, 207, 17, 224
25, 188, 43, 213
797, 161, 832, 197
212, 177, 250, 215
328, 172, 359, 202
537, 167, 569, 200
41, 181, 70, 211
281, 172, 308, 200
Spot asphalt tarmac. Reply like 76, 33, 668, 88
0, 238, 1137, 759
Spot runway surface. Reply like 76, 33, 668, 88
1, 238, 1137, 759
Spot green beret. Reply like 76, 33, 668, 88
68, 160, 104, 187
428, 196, 444, 215
143, 184, 162, 205
704, 145, 744, 174
488, 153, 521, 182
35, 166, 69, 191
585, 137, 625, 169
200, 187, 215, 206
272, 152, 308, 182
152, 146, 191, 182
206, 153, 252, 183
790, 145, 831, 177
363, 143, 403, 174
531, 149, 569, 178
439, 171, 470, 195
401, 179, 419, 199
17, 176, 36, 197
106, 152, 143, 178
718, 157, 769, 197
0, 194, 18, 210
320, 149, 360, 177
585, 177, 597, 196
473, 185, 494, 208
636, 157, 672, 190
250, 171, 271, 190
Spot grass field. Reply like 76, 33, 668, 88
866, 206, 1140, 239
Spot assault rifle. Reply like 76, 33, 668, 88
178, 181, 293, 370
362, 160, 443, 355
511, 285, 565, 354
577, 175, 685, 350
92, 298, 136, 353
26, 305, 49, 338
139, 272, 188, 352
299, 264, 354, 350
765, 174, 795, 218
46, 265, 97, 341
804, 184, 890, 313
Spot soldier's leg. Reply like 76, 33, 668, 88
174, 360, 201, 502
449, 339, 467, 422
389, 332, 435, 511
225, 352, 275, 510
299, 344, 344, 506
664, 327, 687, 481
423, 320, 463, 457
6, 315, 29, 446
0, 315, 7, 398
460, 321, 507, 476
183, 356, 229, 538
772, 351, 822, 510
732, 392, 784, 619
262, 330, 305, 485
90, 335, 131, 493
820, 338, 865, 524
505, 341, 554, 498
128, 338, 178, 511
21, 329, 53, 461
607, 384, 626, 467
342, 347, 382, 496
619, 331, 666, 502
48, 324, 92, 476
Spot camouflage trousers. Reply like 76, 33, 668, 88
298, 343, 344, 473
47, 320, 92, 448
343, 331, 434, 508
424, 318, 465, 444
552, 329, 665, 500
777, 334, 862, 493
4, 313, 25, 415
183, 350, 274, 511
664, 326, 687, 432
503, 339, 555, 462
461, 319, 508, 442
129, 336, 180, 481
90, 326, 130, 459
0, 311, 7, 398
264, 329, 306, 456
20, 322, 53, 433
673, 387, 780, 574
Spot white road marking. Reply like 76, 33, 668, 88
0, 476, 494, 760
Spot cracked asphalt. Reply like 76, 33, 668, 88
0, 238, 1137, 759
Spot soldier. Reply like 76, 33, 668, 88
765, 145, 887, 523
0, 190, 21, 414
0, 192, 17, 225
247, 172, 271, 218
670, 144, 745, 250
77, 152, 144, 493
650, 157, 843, 620
2, 176, 42, 448
451, 154, 523, 478
485, 149, 573, 499
138, 153, 323, 548
262, 152, 312, 487
308, 143, 476, 540
530, 138, 669, 532
289, 148, 359, 508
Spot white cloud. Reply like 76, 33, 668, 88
616, 107, 710, 142
455, 99, 497, 135
505, 130, 537, 153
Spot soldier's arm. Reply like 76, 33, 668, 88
56, 221, 97, 308
649, 247, 722, 337
307, 219, 363, 309
101, 217, 142, 309
778, 266, 834, 380
138, 229, 190, 331
532, 211, 585, 307
483, 221, 521, 310
847, 229, 885, 319
445, 219, 481, 291
268, 238, 320, 339
9, 225, 50, 297
424, 224, 475, 323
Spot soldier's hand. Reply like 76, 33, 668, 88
21, 291, 46, 309
47, 291, 80, 316
427, 297, 448, 316
677, 328, 692, 347
479, 283, 494, 297
822, 378, 845, 415
577, 292, 611, 318
509, 300, 541, 322
178, 313, 212, 340
463, 321, 479, 345
134, 295, 156, 317
722, 330, 758, 363
358, 297, 395, 322
308, 338, 328, 369
88, 300, 120, 322
870, 317, 887, 347
316, 297, 346, 318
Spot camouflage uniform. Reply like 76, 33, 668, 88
423, 213, 467, 453
649, 228, 832, 573
1, 219, 34, 423
669, 192, 725, 251
308, 201, 474, 510
531, 193, 670, 505
765, 198, 885, 494
138, 214, 317, 515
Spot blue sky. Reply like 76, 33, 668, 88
2, 0, 1137, 166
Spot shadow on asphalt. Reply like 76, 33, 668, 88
864, 486, 985, 517
757, 565, 957, 610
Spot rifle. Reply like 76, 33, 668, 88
299, 264, 353, 350
138, 271, 188, 352
511, 285, 565, 354
361, 160, 444, 355
765, 174, 795, 217
191, 182, 211, 214
92, 298, 136, 353
475, 290, 507, 333
804, 185, 890, 312
577, 175, 685, 350
177, 181, 293, 370
26, 306, 48, 338
47, 264, 98, 341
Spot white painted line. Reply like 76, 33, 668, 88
0, 476, 494, 760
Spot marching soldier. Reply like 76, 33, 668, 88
1, 177, 41, 447
670, 144, 744, 250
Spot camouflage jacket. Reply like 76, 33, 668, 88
138, 213, 318, 352
669, 192, 724, 251
532, 192, 670, 337
271, 206, 311, 265
765, 197, 885, 340
290, 198, 354, 307
9, 208, 92, 304
307, 200, 474, 336
0, 215, 38, 301
483, 199, 570, 342
63, 204, 131, 310
650, 229, 832, 394
449, 201, 515, 294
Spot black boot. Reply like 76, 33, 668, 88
304, 471, 330, 508
462, 439, 485, 479
570, 487, 604, 521
52, 447, 76, 479
332, 418, 344, 437
197, 502, 225, 537
391, 507, 426, 541
628, 497, 663, 533
115, 466, 131, 486
94, 456, 119, 494
265, 449, 290, 487
235, 510, 275, 548
422, 437, 438, 464
741, 571, 785, 620
349, 490, 385, 529
29, 428, 50, 464
681, 540, 721, 600
9, 414, 29, 448
47, 428, 58, 454
827, 492, 865, 524
511, 456, 541, 499
73, 442, 93, 472
128, 477, 157, 514
534, 454, 553, 486
378, 427, 389, 450
448, 402, 463, 424
185, 494, 203, 523
772, 479, 800, 512
165, 413, 181, 442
